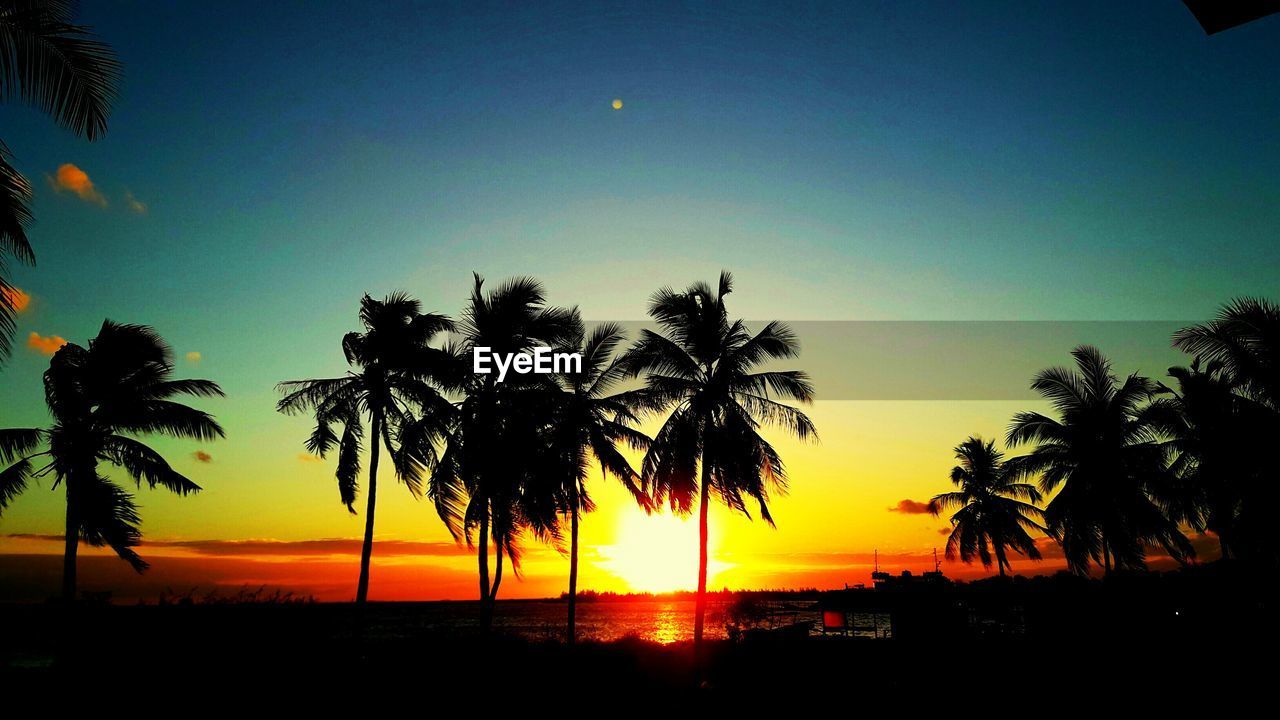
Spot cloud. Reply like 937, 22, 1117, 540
26, 331, 66, 355
124, 190, 147, 214
48, 163, 107, 206
185, 351, 202, 364
2, 286, 30, 313
297, 453, 324, 463
938, 528, 952, 536
192, 450, 213, 463
888, 499, 937, 515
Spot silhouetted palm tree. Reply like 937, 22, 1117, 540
1174, 298, 1280, 411
544, 320, 651, 643
625, 271, 816, 653
1, 1, 120, 361
277, 293, 454, 604
1006, 345, 1192, 575
1171, 298, 1280, 567
431, 274, 578, 628
932, 436, 1044, 577
0, 321, 222, 600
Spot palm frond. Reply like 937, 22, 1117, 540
0, 456, 33, 515
100, 434, 201, 495
0, 1, 121, 139
0, 427, 42, 462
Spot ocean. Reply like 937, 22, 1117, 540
358, 598, 889, 643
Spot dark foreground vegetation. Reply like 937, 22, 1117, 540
3, 563, 1274, 698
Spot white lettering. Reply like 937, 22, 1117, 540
471, 346, 583, 382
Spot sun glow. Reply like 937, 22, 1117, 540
598, 510, 733, 593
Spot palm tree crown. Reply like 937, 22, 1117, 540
932, 436, 1044, 576
0, 320, 223, 599
1174, 297, 1280, 411
1006, 345, 1192, 574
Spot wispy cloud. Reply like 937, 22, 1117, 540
48, 163, 107, 206
185, 351, 202, 364
888, 499, 937, 515
192, 450, 213, 463
2, 286, 30, 313
124, 190, 147, 214
298, 453, 324, 463
26, 331, 66, 355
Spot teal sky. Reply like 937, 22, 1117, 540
1, 2, 1279, 594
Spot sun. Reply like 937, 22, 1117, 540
611, 98, 623, 110
598, 509, 732, 593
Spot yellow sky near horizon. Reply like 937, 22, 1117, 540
0, 400, 1075, 601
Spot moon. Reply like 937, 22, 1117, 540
612, 98, 623, 110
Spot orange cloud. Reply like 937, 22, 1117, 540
888, 499, 938, 515
26, 331, 66, 355
49, 163, 106, 206
2, 286, 30, 313
298, 453, 324, 463
124, 190, 147, 214
192, 450, 213, 463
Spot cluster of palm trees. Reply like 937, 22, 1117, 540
278, 271, 816, 645
934, 298, 1280, 576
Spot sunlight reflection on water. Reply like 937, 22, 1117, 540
412, 599, 825, 643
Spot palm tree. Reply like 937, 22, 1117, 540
544, 320, 651, 643
932, 436, 1044, 577
1148, 357, 1276, 564
0, 321, 222, 600
431, 274, 578, 629
1171, 298, 1280, 567
1005, 345, 1192, 575
625, 271, 816, 653
1, 1, 121, 361
277, 293, 454, 604
1174, 298, 1280, 410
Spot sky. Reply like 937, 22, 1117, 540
1, 1, 1278, 601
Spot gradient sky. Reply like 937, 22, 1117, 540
1, 1, 1278, 601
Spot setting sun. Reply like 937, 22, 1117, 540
599, 511, 733, 593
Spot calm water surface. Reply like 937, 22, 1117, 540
360, 599, 886, 643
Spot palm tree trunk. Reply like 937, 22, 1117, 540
996, 546, 1008, 578
491, 539, 504, 601
1216, 527, 1232, 561
478, 508, 491, 631
568, 505, 580, 644
693, 457, 712, 648
62, 482, 78, 602
355, 414, 381, 605
1102, 540, 1112, 577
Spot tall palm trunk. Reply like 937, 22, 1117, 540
693, 456, 712, 648
491, 539, 504, 600
355, 413, 381, 604
478, 507, 491, 631
62, 481, 78, 602
568, 505, 580, 644
995, 546, 1008, 578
